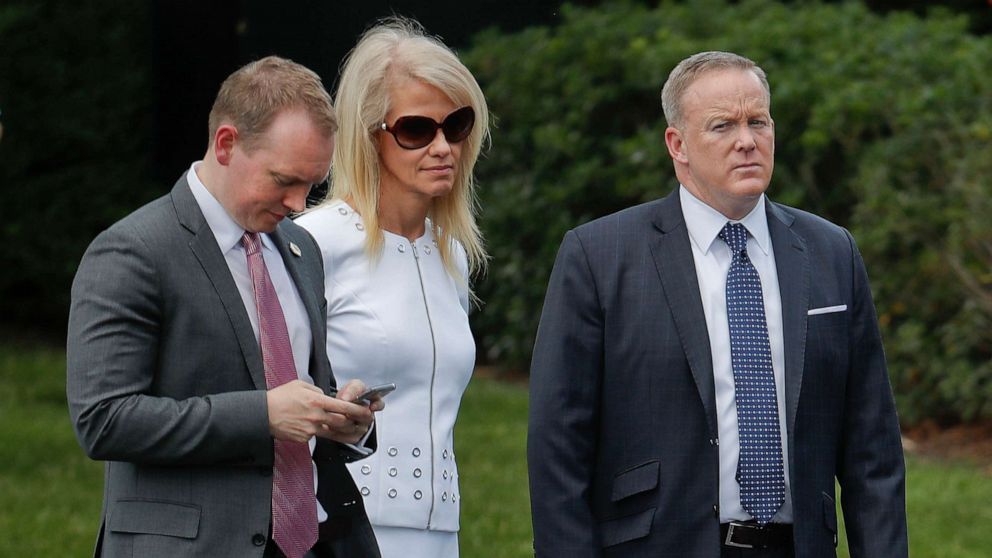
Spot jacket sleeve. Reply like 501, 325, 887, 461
837, 231, 908, 557
66, 224, 272, 467
528, 230, 605, 557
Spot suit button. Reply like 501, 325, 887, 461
388, 488, 397, 498
252, 533, 266, 546
713, 504, 719, 517
361, 465, 371, 475
414, 490, 423, 500
361, 487, 370, 496
413, 468, 422, 478
412, 447, 421, 457
388, 467, 398, 477
387, 447, 398, 457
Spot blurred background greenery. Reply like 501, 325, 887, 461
1, 0, 991, 555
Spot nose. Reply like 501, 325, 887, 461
427, 128, 451, 157
284, 184, 309, 214
735, 125, 756, 152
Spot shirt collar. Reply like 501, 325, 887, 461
187, 162, 275, 254
679, 184, 770, 256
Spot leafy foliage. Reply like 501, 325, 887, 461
464, 0, 992, 423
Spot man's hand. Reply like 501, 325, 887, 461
336, 379, 387, 412
266, 380, 375, 445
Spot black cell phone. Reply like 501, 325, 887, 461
356, 382, 396, 404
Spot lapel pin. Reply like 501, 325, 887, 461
289, 242, 302, 257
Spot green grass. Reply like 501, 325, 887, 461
2, 343, 991, 556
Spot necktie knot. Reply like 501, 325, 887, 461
719, 222, 749, 254
241, 231, 262, 256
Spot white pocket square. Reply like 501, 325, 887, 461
808, 304, 847, 316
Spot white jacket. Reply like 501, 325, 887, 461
296, 200, 474, 532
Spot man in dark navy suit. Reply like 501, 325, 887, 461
528, 51, 907, 558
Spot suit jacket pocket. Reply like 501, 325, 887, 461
611, 459, 659, 502
108, 499, 201, 539
822, 492, 837, 534
600, 508, 655, 547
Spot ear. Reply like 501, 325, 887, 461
212, 124, 239, 166
664, 126, 689, 164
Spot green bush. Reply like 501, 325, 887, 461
0, 1, 155, 328
464, 0, 992, 423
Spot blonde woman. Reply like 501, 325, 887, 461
295, 17, 488, 557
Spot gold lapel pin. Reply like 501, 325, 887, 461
289, 242, 302, 257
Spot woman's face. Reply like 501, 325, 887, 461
377, 78, 464, 209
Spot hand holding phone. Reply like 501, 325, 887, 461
356, 382, 396, 405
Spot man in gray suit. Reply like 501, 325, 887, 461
528, 51, 907, 557
67, 57, 382, 558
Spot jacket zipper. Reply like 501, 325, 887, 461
411, 242, 438, 528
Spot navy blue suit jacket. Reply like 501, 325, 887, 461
528, 188, 907, 557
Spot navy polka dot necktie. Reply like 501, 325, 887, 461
719, 222, 786, 525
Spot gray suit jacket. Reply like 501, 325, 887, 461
528, 188, 907, 557
67, 176, 380, 558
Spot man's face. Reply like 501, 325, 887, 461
667, 68, 774, 219
222, 109, 333, 233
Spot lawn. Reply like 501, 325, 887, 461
1, 343, 989, 556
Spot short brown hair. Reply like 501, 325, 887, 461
207, 55, 336, 150
661, 51, 770, 129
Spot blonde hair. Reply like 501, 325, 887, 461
325, 16, 489, 283
661, 51, 770, 129
208, 56, 336, 151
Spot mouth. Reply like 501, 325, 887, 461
733, 163, 763, 173
423, 164, 454, 174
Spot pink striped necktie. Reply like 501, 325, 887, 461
241, 232, 318, 558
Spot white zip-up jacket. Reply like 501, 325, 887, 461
296, 200, 474, 532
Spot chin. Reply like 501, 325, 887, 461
422, 181, 454, 198
732, 179, 770, 197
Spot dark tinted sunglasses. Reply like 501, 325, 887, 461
380, 106, 475, 150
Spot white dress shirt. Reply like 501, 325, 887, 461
679, 185, 794, 524
186, 162, 330, 522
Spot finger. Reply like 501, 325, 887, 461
319, 411, 354, 432
335, 379, 367, 402
318, 395, 369, 417
368, 397, 386, 412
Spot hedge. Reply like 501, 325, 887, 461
464, 0, 992, 424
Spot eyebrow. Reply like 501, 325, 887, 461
271, 170, 329, 185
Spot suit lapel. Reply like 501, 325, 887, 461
766, 200, 809, 440
271, 226, 332, 391
648, 189, 718, 438
172, 178, 267, 390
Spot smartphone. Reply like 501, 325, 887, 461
356, 382, 396, 405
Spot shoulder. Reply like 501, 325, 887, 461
292, 201, 366, 259
767, 200, 856, 250
561, 198, 667, 263
87, 192, 176, 256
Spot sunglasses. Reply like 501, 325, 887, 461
380, 106, 475, 150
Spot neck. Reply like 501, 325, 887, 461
196, 156, 224, 200
378, 186, 431, 242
